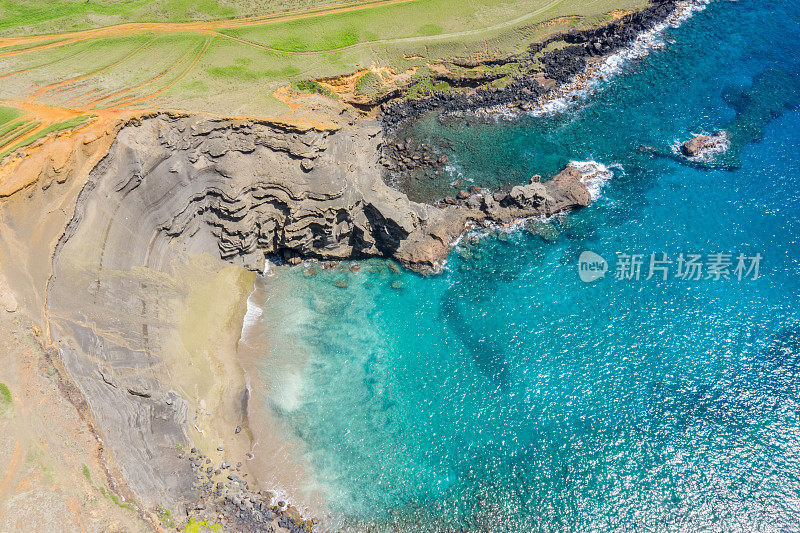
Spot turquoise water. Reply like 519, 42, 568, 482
254, 0, 800, 530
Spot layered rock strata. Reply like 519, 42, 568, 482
63, 114, 591, 274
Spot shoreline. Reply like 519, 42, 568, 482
375, 0, 703, 191
377, 0, 689, 131
218, 0, 707, 526
477, 0, 709, 120
0, 0, 712, 528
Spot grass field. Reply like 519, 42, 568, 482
0, 0, 645, 158
0, 0, 348, 36
0, 113, 92, 160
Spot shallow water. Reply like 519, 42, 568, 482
248, 0, 800, 529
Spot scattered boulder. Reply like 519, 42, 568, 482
681, 133, 725, 157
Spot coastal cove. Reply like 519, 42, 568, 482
241, 0, 800, 530
0, 0, 798, 530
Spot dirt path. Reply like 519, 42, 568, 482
0, 0, 417, 50
0, 441, 23, 502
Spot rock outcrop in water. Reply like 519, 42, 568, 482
681, 133, 726, 157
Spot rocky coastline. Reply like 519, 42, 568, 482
378, 0, 682, 131
0, 1, 699, 530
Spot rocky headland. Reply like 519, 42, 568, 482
59, 114, 593, 275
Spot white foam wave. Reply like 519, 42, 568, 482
531, 0, 710, 117
241, 292, 264, 331
567, 159, 620, 201
443, 162, 474, 186
263, 257, 276, 277
670, 130, 731, 162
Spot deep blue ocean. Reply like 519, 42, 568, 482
253, 0, 800, 529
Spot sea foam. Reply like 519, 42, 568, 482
567, 160, 619, 201
532, 0, 710, 117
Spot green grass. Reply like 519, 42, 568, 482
208, 63, 300, 81
0, 119, 31, 144
0, 0, 346, 36
354, 70, 382, 97
182, 518, 222, 533
273, 26, 371, 52
81, 464, 92, 483
0, 0, 647, 117
156, 506, 176, 528
0, 114, 92, 161
407, 73, 454, 99
293, 79, 335, 98
0, 37, 68, 54
417, 23, 443, 36
221, 0, 624, 55
0, 382, 12, 416
0, 118, 26, 138
0, 105, 22, 126
433, 80, 452, 91
0, 120, 37, 144
100, 486, 136, 511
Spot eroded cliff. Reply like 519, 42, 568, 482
5, 113, 594, 515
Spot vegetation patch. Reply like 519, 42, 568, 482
156, 506, 176, 528
0, 114, 94, 161
207, 64, 300, 80
100, 486, 136, 511
433, 80, 452, 91
0, 105, 22, 126
293, 79, 335, 98
0, 120, 31, 144
0, 0, 648, 116
0, 37, 68, 54
354, 71, 383, 97
0, 382, 12, 416
81, 464, 92, 483
182, 518, 223, 533
418, 23, 443, 36
272, 26, 361, 52
406, 74, 453, 99
490, 75, 514, 89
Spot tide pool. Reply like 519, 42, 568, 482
250, 0, 800, 529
